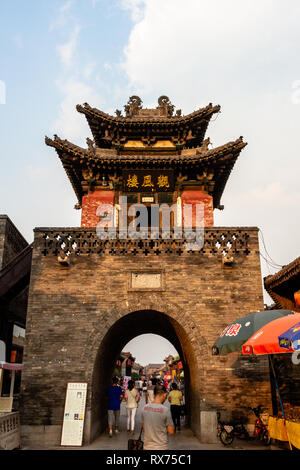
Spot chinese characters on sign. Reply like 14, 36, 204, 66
123, 170, 174, 192
220, 323, 242, 337
61, 382, 87, 446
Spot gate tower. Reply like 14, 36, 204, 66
20, 96, 271, 446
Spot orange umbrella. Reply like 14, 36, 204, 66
242, 313, 300, 355
242, 313, 300, 451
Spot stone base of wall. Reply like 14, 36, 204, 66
21, 411, 92, 448
21, 425, 62, 448
200, 411, 219, 443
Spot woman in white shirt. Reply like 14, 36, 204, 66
125, 380, 140, 434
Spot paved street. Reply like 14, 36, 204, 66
22, 396, 282, 451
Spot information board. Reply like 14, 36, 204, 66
60, 382, 87, 446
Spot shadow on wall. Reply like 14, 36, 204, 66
231, 355, 270, 383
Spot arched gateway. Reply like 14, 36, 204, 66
90, 308, 200, 443
20, 96, 272, 447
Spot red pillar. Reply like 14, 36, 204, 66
81, 191, 115, 227
181, 190, 214, 227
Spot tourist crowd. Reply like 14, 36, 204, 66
107, 376, 184, 450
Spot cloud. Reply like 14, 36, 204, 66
49, 3, 104, 144
49, 0, 73, 31
53, 78, 103, 144
57, 25, 81, 68
120, 0, 300, 304
120, 0, 146, 22
121, 0, 300, 103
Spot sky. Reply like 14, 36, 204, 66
124, 334, 178, 367
0, 0, 300, 365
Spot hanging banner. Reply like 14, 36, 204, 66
61, 382, 87, 447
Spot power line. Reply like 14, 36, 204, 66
259, 251, 280, 273
258, 229, 284, 269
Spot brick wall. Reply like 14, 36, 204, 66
20, 227, 272, 446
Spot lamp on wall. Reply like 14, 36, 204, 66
58, 251, 70, 267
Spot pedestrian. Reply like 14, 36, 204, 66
142, 380, 147, 399
146, 377, 157, 404
168, 382, 183, 432
141, 384, 175, 450
107, 376, 124, 437
138, 379, 143, 395
125, 379, 140, 434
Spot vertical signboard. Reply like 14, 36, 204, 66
61, 382, 87, 446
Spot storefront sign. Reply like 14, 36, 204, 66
61, 382, 87, 446
123, 170, 174, 192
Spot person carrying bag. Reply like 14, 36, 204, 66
125, 380, 140, 435
128, 426, 143, 451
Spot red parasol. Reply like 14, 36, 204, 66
241, 313, 300, 451
242, 312, 300, 355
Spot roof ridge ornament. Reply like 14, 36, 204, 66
157, 95, 175, 117
196, 137, 211, 154
124, 95, 143, 117
86, 137, 96, 155
119, 95, 180, 118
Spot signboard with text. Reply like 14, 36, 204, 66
123, 170, 174, 192
61, 382, 87, 447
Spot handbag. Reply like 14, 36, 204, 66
180, 404, 187, 416
128, 389, 140, 408
128, 427, 143, 450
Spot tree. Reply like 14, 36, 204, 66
131, 372, 140, 381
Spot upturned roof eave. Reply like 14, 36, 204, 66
45, 135, 247, 165
45, 134, 247, 208
264, 256, 300, 289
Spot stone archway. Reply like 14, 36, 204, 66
87, 306, 203, 443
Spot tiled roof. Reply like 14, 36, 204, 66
45, 134, 247, 208
75, 100, 221, 148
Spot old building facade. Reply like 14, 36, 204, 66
20, 96, 272, 446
